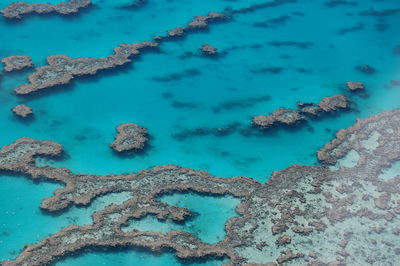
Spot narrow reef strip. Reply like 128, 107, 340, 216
13, 12, 227, 96
14, 42, 158, 95
253, 94, 350, 129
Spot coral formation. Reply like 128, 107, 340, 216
201, 44, 218, 56
317, 94, 349, 112
1, 55, 33, 72
346, 81, 365, 92
14, 42, 158, 95
253, 108, 305, 128
1, 110, 400, 265
110, 123, 148, 153
253, 94, 350, 129
11, 104, 33, 118
1, 0, 91, 19
164, 12, 227, 39
13, 12, 227, 96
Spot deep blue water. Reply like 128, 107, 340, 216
1, 0, 399, 264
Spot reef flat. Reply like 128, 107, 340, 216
1, 109, 399, 265
0, 0, 91, 19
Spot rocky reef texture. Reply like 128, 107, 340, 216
1, 0, 91, 19
2, 109, 400, 265
201, 44, 218, 56
317, 94, 350, 112
1, 55, 33, 72
253, 108, 305, 128
346, 81, 365, 92
110, 123, 148, 153
163, 12, 226, 39
14, 12, 227, 96
254, 94, 350, 129
11, 104, 33, 118
14, 42, 158, 95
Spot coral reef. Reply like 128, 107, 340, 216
110, 123, 148, 153
11, 104, 33, 118
346, 81, 365, 92
14, 42, 158, 95
1, 55, 33, 72
13, 12, 227, 96
164, 12, 227, 39
253, 94, 350, 129
201, 44, 218, 56
1, 0, 91, 19
317, 94, 349, 112
1, 110, 400, 265
252, 108, 305, 129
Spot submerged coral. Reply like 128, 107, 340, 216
1, 0, 91, 19
2, 109, 399, 265
201, 44, 218, 56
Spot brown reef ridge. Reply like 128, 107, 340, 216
11, 104, 33, 118
158, 12, 227, 39
1, 0, 91, 19
1, 109, 400, 265
1, 55, 33, 72
13, 12, 227, 96
253, 94, 350, 129
110, 123, 148, 153
346, 81, 365, 92
14, 41, 158, 95
253, 108, 305, 129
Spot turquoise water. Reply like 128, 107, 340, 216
1, 0, 400, 264
122, 193, 240, 243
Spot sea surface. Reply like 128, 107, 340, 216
0, 0, 399, 265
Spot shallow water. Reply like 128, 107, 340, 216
122, 193, 240, 243
1, 0, 399, 264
